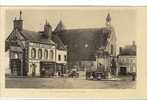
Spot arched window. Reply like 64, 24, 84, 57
14, 53, 18, 59
50, 50, 54, 60
31, 48, 36, 58
64, 55, 67, 61
38, 49, 42, 59
44, 49, 48, 59
58, 54, 61, 61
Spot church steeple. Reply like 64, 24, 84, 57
54, 20, 64, 33
106, 13, 111, 27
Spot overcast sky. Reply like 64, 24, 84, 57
5, 7, 136, 50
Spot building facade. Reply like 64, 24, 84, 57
117, 41, 136, 75
53, 13, 117, 74
5, 11, 67, 77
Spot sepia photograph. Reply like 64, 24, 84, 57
4, 7, 137, 89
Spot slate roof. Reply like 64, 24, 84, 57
54, 27, 111, 61
52, 34, 67, 50
20, 29, 55, 45
119, 45, 136, 56
6, 28, 67, 51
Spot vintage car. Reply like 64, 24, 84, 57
68, 70, 79, 78
86, 70, 106, 80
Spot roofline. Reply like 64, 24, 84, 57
28, 40, 56, 46
118, 55, 136, 57
6, 30, 14, 41
53, 27, 111, 32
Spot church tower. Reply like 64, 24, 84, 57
13, 11, 23, 31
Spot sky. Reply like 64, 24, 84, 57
5, 7, 136, 51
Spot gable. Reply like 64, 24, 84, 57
6, 29, 25, 41
5, 29, 25, 51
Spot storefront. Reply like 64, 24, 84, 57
40, 61, 55, 77
9, 46, 23, 76
56, 63, 67, 75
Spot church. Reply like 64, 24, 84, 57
53, 13, 117, 73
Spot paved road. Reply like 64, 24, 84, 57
5, 77, 136, 89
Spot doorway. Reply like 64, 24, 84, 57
10, 59, 21, 76
120, 67, 127, 75
32, 64, 36, 76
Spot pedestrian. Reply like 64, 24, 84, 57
132, 72, 136, 81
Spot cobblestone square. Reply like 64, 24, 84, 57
5, 76, 136, 89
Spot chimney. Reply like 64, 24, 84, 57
13, 11, 23, 31
43, 20, 52, 39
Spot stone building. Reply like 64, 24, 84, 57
5, 11, 67, 76
117, 41, 136, 75
53, 13, 117, 74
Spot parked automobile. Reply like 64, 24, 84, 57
86, 70, 106, 80
68, 70, 79, 78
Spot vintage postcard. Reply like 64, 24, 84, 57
0, 6, 147, 99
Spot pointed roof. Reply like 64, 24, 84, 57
44, 20, 51, 27
106, 13, 111, 22
52, 34, 67, 50
54, 20, 64, 33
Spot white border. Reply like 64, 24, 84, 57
0, 0, 147, 6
